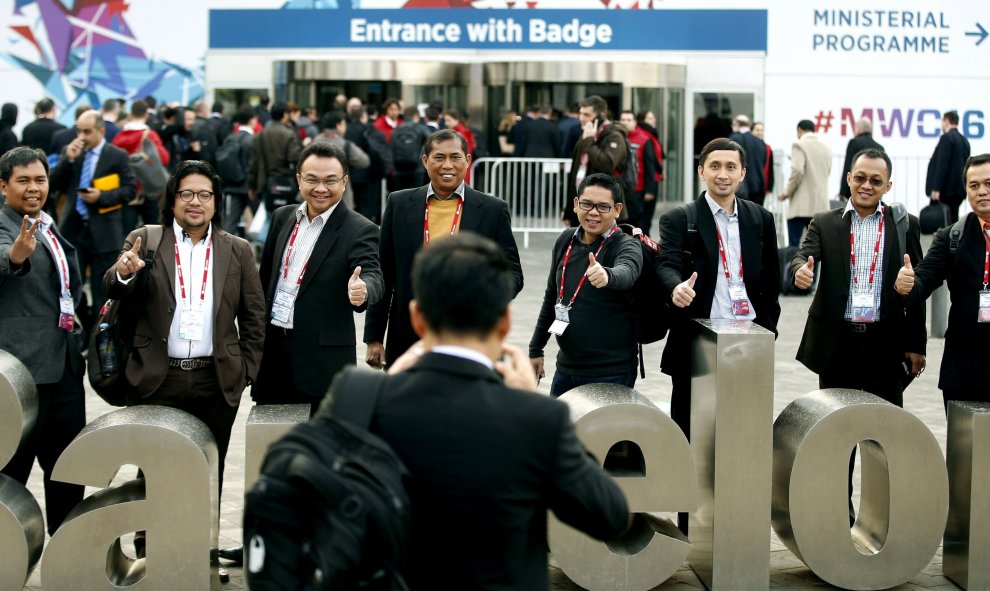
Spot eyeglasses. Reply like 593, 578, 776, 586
577, 200, 615, 214
177, 190, 215, 202
850, 175, 886, 188
301, 176, 345, 189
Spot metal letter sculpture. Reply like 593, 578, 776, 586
244, 403, 311, 491
690, 319, 775, 590
772, 389, 949, 590
0, 350, 44, 591
549, 383, 695, 591
42, 405, 221, 590
944, 401, 990, 590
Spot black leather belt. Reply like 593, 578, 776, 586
846, 322, 878, 334
168, 357, 214, 370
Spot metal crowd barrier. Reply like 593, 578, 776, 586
470, 157, 572, 248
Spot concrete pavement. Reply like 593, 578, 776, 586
22, 231, 960, 590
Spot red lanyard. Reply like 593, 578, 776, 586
423, 196, 464, 245
982, 224, 990, 289
557, 226, 618, 307
714, 226, 744, 283
174, 235, 211, 307
45, 228, 71, 296
281, 217, 310, 286
850, 206, 884, 287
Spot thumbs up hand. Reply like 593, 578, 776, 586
585, 253, 609, 288
673, 271, 698, 308
348, 266, 367, 305
895, 254, 915, 296
116, 235, 145, 279
794, 256, 816, 290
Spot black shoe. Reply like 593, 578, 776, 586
217, 546, 243, 566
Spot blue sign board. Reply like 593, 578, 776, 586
209, 8, 767, 51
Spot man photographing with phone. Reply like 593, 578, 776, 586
565, 95, 630, 227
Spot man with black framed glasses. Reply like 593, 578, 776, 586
253, 141, 382, 413
529, 173, 642, 397
789, 148, 926, 525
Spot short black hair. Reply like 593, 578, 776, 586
851, 148, 892, 179
211, 101, 224, 114
297, 140, 349, 176
271, 102, 289, 122
577, 172, 624, 204
423, 129, 469, 157
412, 233, 513, 337
797, 119, 815, 132
424, 106, 440, 121
233, 106, 255, 126
160, 160, 224, 228
320, 110, 345, 131
101, 98, 119, 112
698, 137, 747, 168
347, 104, 366, 120
944, 111, 960, 126
381, 98, 401, 112
963, 153, 990, 184
0, 146, 48, 181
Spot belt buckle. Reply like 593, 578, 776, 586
850, 323, 867, 333
179, 359, 195, 370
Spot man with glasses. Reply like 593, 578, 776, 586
103, 160, 266, 570
365, 128, 523, 370
789, 148, 926, 524
254, 141, 383, 412
529, 173, 642, 397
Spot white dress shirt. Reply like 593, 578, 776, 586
168, 219, 215, 358
705, 192, 756, 321
270, 201, 339, 329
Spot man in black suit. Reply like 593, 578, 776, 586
657, 137, 781, 441
729, 115, 768, 206
328, 232, 628, 590
838, 118, 884, 201
254, 141, 383, 413
926, 110, 971, 222
50, 109, 137, 322
0, 147, 85, 535
20, 98, 66, 156
791, 148, 926, 404
897, 153, 990, 408
365, 128, 523, 369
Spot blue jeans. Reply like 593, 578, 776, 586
549, 368, 638, 398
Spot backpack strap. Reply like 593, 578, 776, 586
142, 224, 164, 266
949, 212, 968, 255
889, 202, 908, 263
318, 367, 388, 430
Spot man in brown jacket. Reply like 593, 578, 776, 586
248, 101, 302, 213
565, 95, 628, 226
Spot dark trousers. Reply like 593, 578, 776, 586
122, 197, 161, 234
819, 325, 905, 521
642, 195, 658, 238
549, 367, 637, 399
389, 168, 424, 192
1, 352, 86, 535
355, 178, 384, 225
62, 216, 119, 320
254, 327, 320, 415
625, 190, 646, 231
670, 372, 691, 534
788, 217, 812, 248
223, 191, 251, 237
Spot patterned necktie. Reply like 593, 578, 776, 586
75, 149, 95, 219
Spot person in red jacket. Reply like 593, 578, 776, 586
373, 98, 402, 143
112, 99, 170, 230
620, 110, 661, 232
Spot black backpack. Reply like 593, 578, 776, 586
244, 368, 411, 591
618, 224, 668, 376
215, 132, 247, 186
87, 224, 164, 407
390, 125, 423, 166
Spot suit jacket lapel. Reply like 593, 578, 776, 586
459, 186, 486, 233
297, 205, 344, 299
211, 227, 232, 319
880, 206, 899, 309
832, 209, 852, 288
160, 226, 178, 299
737, 200, 760, 278
269, 208, 297, 297
405, 186, 428, 243
694, 196, 718, 272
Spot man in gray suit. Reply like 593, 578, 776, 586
0, 146, 85, 535
778, 119, 833, 246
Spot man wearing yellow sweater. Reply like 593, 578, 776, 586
365, 128, 524, 368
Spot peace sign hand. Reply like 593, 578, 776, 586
9, 215, 40, 266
